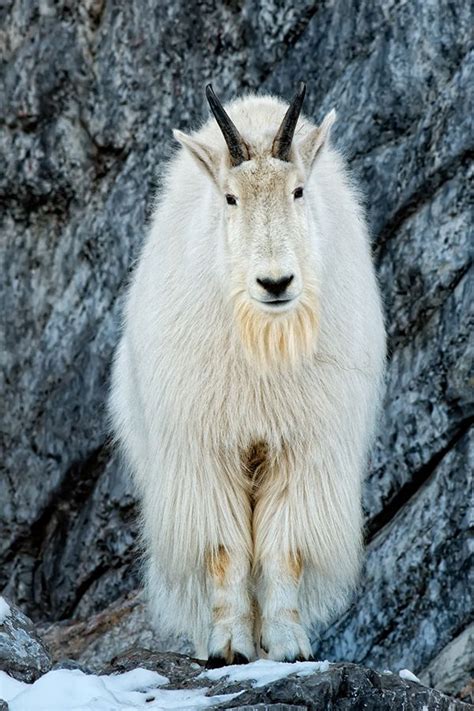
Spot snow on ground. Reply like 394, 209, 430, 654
399, 668, 422, 683
0, 596, 11, 624
0, 659, 330, 710
0, 668, 241, 711
0, 658, 423, 710
201, 658, 330, 688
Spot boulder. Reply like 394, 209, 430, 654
0, 597, 51, 683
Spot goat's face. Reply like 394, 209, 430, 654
174, 84, 335, 367
222, 157, 307, 314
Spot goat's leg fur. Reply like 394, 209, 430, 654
206, 545, 256, 666
256, 551, 312, 662
253, 450, 313, 661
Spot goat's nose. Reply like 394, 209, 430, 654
256, 274, 294, 297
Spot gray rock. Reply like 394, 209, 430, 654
38, 590, 191, 673
420, 625, 474, 703
1, 0, 472, 693
216, 663, 470, 710
312, 430, 473, 676
100, 652, 472, 709
102, 647, 205, 686
0, 597, 51, 682
365, 266, 471, 532
51, 658, 93, 674
226, 706, 307, 711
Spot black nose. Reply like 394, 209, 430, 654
256, 274, 294, 297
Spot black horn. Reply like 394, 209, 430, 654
206, 84, 250, 166
272, 81, 306, 162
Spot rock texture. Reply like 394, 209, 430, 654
103, 651, 472, 710
38, 591, 191, 672
212, 665, 470, 710
312, 430, 473, 677
1, 0, 472, 701
420, 625, 474, 702
1, 609, 471, 711
0, 598, 51, 683
0, 598, 468, 711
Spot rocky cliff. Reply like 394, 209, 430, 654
1, 0, 472, 702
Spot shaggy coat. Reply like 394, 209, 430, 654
110, 90, 386, 663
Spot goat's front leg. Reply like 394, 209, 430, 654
254, 469, 313, 663
256, 550, 313, 662
205, 544, 256, 667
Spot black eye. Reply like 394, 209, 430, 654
226, 194, 237, 205
293, 187, 304, 199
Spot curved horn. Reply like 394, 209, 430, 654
272, 81, 306, 162
206, 84, 249, 166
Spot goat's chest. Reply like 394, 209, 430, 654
200, 357, 319, 449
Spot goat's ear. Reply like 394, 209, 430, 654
297, 109, 336, 173
173, 129, 220, 184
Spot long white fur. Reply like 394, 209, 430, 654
109, 92, 386, 661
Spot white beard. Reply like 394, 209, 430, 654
232, 288, 319, 370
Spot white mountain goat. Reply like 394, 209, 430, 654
109, 82, 386, 666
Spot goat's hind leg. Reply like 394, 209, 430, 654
205, 545, 255, 667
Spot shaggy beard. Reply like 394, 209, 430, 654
232, 289, 319, 369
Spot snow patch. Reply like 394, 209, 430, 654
201, 658, 330, 688
0, 668, 241, 710
0, 596, 11, 624
399, 668, 421, 684
0, 673, 28, 700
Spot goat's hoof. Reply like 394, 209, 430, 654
281, 654, 315, 663
232, 652, 250, 665
206, 654, 227, 669
261, 616, 313, 663
206, 651, 250, 668
208, 616, 255, 666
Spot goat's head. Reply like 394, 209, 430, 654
173, 83, 336, 368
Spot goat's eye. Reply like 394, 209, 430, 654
226, 194, 237, 205
293, 187, 304, 200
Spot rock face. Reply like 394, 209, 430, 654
0, 598, 51, 683
420, 625, 474, 702
1, 0, 472, 701
38, 591, 191, 673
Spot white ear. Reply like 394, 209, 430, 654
173, 129, 220, 184
297, 109, 336, 173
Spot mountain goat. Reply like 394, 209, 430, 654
109, 82, 386, 666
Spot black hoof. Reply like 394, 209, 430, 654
206, 654, 227, 669
206, 651, 250, 668
281, 654, 314, 663
232, 652, 250, 665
